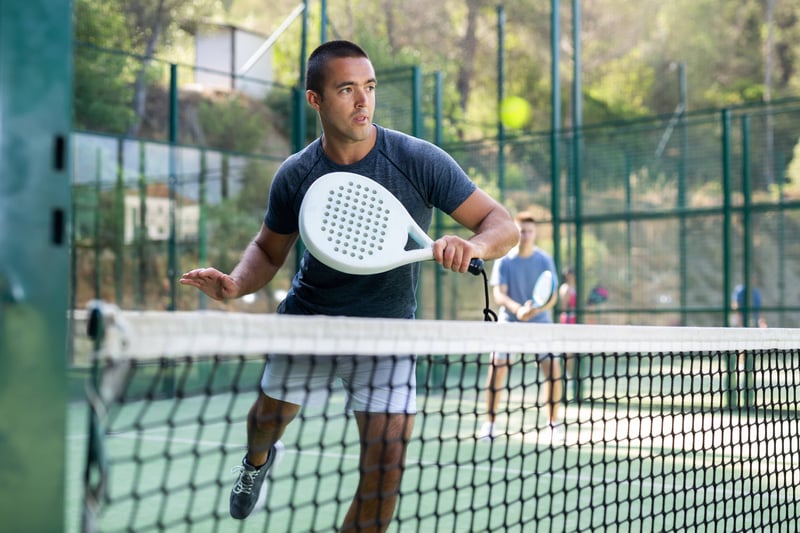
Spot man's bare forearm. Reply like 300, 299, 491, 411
229, 240, 283, 297
469, 207, 519, 260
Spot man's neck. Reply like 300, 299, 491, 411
517, 243, 536, 258
321, 126, 377, 166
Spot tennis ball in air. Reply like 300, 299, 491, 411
500, 96, 532, 129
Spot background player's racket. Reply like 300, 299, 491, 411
531, 270, 557, 308
299, 172, 483, 276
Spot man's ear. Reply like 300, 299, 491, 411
306, 90, 322, 111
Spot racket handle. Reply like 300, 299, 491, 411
468, 258, 484, 275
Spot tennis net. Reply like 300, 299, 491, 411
72, 305, 800, 532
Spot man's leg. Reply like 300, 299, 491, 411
341, 412, 414, 533
246, 391, 299, 465
230, 392, 299, 520
486, 356, 510, 422
539, 356, 562, 426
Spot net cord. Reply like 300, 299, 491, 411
76, 305, 800, 361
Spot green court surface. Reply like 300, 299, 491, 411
64, 356, 799, 532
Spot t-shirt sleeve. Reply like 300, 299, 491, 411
489, 257, 505, 287
263, 170, 298, 235
425, 143, 477, 214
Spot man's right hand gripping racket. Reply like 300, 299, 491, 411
299, 172, 484, 276
299, 172, 496, 321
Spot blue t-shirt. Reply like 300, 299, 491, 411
265, 125, 477, 318
490, 248, 557, 323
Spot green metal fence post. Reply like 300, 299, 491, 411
721, 108, 737, 408
678, 62, 688, 326
199, 149, 208, 310
551, 0, 562, 274
137, 140, 147, 308
570, 0, 583, 403
94, 148, 102, 300
741, 115, 755, 407
0, 0, 72, 526
434, 71, 445, 322
168, 63, 178, 311
497, 5, 506, 203
114, 137, 124, 304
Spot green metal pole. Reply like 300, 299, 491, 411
721, 108, 737, 408
429, 71, 446, 389
572, 0, 582, 128
497, 5, 506, 203
320, 0, 327, 42
294, 0, 310, 272
551, 0, 562, 274
625, 150, 632, 318
198, 149, 208, 310
137, 141, 146, 308
434, 71, 444, 322
741, 115, 751, 328
94, 148, 102, 300
301, 0, 309, 74
722, 108, 732, 327
168, 63, 178, 311
777, 151, 786, 327
114, 138, 124, 305
412, 66, 423, 138
678, 62, 688, 326
741, 115, 754, 407
412, 66, 426, 321
570, 0, 583, 403
0, 1, 72, 526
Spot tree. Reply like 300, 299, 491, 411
115, 0, 221, 135
73, 0, 136, 133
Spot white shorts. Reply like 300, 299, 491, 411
260, 355, 417, 414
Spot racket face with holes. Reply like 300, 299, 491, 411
299, 172, 435, 275
531, 270, 556, 308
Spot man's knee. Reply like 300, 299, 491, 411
250, 393, 298, 430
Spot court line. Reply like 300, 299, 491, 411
68, 427, 797, 505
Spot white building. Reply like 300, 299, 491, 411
193, 23, 273, 99
124, 183, 199, 244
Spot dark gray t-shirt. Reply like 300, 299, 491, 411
265, 125, 477, 318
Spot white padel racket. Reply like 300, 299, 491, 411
531, 270, 557, 308
299, 171, 484, 276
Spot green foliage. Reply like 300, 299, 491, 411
205, 198, 261, 273
197, 95, 266, 153
73, 0, 137, 133
587, 52, 655, 119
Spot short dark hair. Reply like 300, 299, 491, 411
514, 211, 536, 225
305, 40, 370, 94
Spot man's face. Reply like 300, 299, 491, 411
518, 221, 537, 245
310, 56, 376, 144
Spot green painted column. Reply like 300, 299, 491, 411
0, 0, 72, 530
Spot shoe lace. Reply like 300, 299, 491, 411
231, 465, 259, 495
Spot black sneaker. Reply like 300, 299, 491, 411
229, 441, 285, 519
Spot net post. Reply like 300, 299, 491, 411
0, 1, 71, 528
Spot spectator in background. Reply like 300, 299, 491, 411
732, 282, 767, 328
558, 267, 577, 325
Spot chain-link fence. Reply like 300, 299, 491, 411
72, 44, 800, 327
